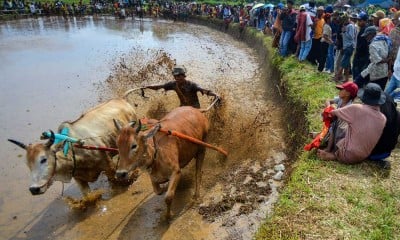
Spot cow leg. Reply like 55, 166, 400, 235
194, 147, 205, 200
74, 178, 90, 196
164, 168, 181, 219
151, 178, 165, 195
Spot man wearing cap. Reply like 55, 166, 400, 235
352, 12, 370, 80
372, 10, 385, 27
295, 5, 313, 61
317, 83, 387, 164
143, 65, 220, 109
323, 82, 358, 152
355, 26, 391, 90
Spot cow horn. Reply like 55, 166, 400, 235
145, 124, 161, 139
8, 139, 27, 149
135, 119, 142, 134
113, 119, 122, 131
129, 120, 137, 128
45, 130, 55, 148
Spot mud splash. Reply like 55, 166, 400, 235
96, 45, 287, 239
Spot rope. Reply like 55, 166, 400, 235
158, 127, 228, 156
73, 144, 119, 153
140, 118, 228, 156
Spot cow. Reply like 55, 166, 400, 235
113, 106, 209, 219
8, 98, 137, 196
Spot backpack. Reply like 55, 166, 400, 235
373, 34, 393, 53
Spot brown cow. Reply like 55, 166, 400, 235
113, 106, 209, 219
8, 98, 136, 196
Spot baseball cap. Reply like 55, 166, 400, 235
336, 82, 358, 98
372, 10, 385, 18
361, 26, 378, 37
357, 12, 368, 21
299, 5, 306, 11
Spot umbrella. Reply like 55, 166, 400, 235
264, 3, 274, 8
251, 3, 265, 10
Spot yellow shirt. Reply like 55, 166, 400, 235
314, 18, 325, 39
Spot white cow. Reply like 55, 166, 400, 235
8, 98, 136, 196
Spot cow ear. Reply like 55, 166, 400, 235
8, 139, 27, 149
113, 119, 123, 131
145, 124, 161, 139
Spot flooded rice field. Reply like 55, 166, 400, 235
0, 16, 287, 239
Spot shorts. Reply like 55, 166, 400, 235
341, 46, 354, 69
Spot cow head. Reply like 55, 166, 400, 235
113, 119, 160, 180
8, 132, 57, 195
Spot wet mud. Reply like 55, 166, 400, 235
1, 16, 287, 240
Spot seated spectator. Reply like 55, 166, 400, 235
317, 83, 387, 164
323, 82, 358, 152
368, 92, 400, 169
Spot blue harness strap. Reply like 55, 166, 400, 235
42, 128, 79, 156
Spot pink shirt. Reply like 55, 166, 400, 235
333, 104, 386, 163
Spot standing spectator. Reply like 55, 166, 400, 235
339, 14, 356, 82
352, 12, 370, 80
318, 13, 333, 72
279, 0, 297, 57
307, 6, 325, 65
388, 11, 400, 75
372, 10, 385, 27
356, 26, 391, 90
325, 11, 340, 73
272, 5, 283, 48
333, 12, 345, 82
385, 48, 400, 98
295, 5, 313, 61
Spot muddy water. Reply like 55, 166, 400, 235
0, 16, 286, 239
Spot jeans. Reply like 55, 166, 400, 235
279, 30, 292, 57
325, 44, 335, 72
385, 74, 400, 97
298, 40, 312, 61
